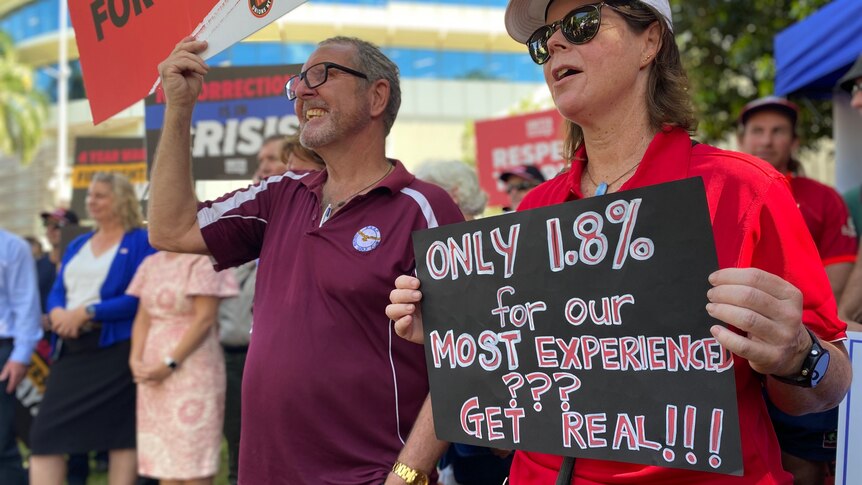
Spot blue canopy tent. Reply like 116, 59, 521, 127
774, 0, 862, 97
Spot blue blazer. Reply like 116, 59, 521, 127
47, 228, 156, 348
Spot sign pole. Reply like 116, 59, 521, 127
57, 0, 70, 204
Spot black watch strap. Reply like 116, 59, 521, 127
770, 328, 830, 388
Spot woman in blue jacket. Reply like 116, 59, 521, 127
30, 172, 155, 485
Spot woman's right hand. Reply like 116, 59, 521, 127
50, 307, 83, 339
129, 359, 145, 382
386, 275, 425, 344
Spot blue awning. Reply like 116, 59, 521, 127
774, 0, 862, 98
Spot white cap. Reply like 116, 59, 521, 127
504, 0, 673, 44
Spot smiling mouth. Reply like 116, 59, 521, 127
554, 67, 582, 81
305, 108, 326, 121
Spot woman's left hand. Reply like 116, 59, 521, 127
706, 267, 811, 377
133, 362, 172, 385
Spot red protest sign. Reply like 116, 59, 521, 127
68, 0, 219, 124
475, 109, 567, 207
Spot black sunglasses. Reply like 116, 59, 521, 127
285, 62, 368, 100
852, 81, 862, 97
527, 2, 622, 65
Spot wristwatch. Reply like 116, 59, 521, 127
85, 304, 96, 319
163, 356, 179, 371
391, 461, 429, 485
771, 328, 830, 388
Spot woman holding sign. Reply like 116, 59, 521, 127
387, 0, 852, 483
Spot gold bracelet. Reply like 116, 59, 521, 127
391, 461, 429, 485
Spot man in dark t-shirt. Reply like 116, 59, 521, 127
148, 36, 463, 484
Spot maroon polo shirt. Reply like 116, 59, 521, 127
786, 174, 857, 266
197, 160, 464, 484
509, 127, 846, 485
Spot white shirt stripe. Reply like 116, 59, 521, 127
197, 171, 310, 228
400, 187, 439, 229
388, 320, 406, 445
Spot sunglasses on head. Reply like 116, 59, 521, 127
527, 2, 623, 65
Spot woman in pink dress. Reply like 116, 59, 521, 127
127, 252, 238, 484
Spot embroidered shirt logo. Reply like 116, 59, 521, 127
353, 226, 382, 252
843, 216, 857, 238
249, 0, 274, 18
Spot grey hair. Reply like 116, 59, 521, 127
319, 36, 401, 136
415, 160, 487, 218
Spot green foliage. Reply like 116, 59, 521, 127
0, 31, 47, 164
672, 0, 833, 145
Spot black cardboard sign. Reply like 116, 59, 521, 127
413, 177, 743, 475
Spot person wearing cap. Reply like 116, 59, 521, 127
839, 56, 862, 242
37, 209, 80, 322
499, 165, 546, 211
738, 97, 857, 302
836, 55, 862, 332
838, 54, 862, 113
388, 1, 852, 483
737, 96, 856, 484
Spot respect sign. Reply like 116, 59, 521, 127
413, 177, 743, 475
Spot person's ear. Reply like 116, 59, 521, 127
368, 79, 389, 119
640, 21, 662, 68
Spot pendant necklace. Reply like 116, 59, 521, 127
586, 159, 642, 196
320, 162, 394, 227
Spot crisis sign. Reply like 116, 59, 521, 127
475, 109, 566, 207
144, 64, 301, 180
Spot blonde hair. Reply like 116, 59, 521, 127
562, 0, 697, 159
282, 134, 325, 169
91, 172, 144, 231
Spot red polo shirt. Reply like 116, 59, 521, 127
510, 127, 846, 485
786, 174, 857, 266
197, 161, 464, 484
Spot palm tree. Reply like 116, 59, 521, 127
0, 30, 46, 164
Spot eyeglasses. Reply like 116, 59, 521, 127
285, 62, 368, 100
527, 2, 621, 65
506, 182, 538, 194
852, 81, 862, 96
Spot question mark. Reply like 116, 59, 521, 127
526, 372, 552, 412
502, 372, 524, 408
553, 372, 582, 411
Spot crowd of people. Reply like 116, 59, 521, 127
1, 0, 862, 484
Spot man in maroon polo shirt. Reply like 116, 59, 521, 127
147, 36, 463, 484
738, 96, 857, 485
